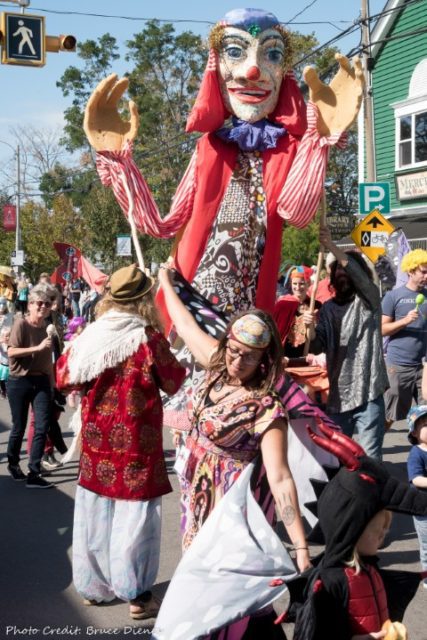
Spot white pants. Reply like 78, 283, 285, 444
73, 485, 161, 602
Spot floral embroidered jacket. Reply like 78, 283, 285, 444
57, 329, 185, 500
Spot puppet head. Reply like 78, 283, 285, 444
186, 8, 307, 135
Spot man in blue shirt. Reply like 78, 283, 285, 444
382, 249, 427, 427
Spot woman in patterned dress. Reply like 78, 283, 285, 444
159, 265, 310, 638
56, 265, 185, 620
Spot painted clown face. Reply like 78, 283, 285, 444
218, 27, 286, 123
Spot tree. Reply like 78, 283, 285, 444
20, 195, 88, 280
281, 214, 322, 268
325, 127, 359, 216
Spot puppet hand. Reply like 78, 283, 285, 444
304, 54, 364, 137
84, 73, 140, 151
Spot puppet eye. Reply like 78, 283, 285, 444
225, 45, 244, 60
266, 47, 284, 64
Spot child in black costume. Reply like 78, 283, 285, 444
292, 421, 427, 640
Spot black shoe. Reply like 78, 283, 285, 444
26, 474, 55, 489
7, 464, 26, 481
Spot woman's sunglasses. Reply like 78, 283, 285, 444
32, 300, 51, 309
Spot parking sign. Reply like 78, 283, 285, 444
359, 182, 390, 215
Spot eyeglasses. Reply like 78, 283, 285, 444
226, 344, 263, 365
32, 300, 51, 309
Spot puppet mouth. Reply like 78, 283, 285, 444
228, 87, 272, 103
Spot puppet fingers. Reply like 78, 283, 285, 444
127, 100, 140, 140
106, 76, 130, 109
303, 65, 327, 98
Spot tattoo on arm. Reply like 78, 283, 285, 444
279, 492, 296, 527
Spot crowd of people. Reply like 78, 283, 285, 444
2, 234, 427, 638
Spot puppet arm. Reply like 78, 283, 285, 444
85, 74, 196, 238
277, 55, 364, 228
276, 102, 343, 228
95, 143, 197, 238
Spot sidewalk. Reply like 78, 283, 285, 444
0, 398, 425, 639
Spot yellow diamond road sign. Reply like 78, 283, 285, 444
351, 209, 395, 263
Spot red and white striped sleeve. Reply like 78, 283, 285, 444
277, 102, 346, 229
96, 141, 197, 239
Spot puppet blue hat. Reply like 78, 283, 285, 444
222, 8, 280, 34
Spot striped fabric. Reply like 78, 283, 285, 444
95, 104, 346, 238
277, 102, 346, 228
96, 142, 197, 238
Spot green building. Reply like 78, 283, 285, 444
360, 0, 427, 247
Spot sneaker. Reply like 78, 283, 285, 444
41, 453, 63, 471
423, 579, 427, 590
26, 474, 55, 489
7, 464, 26, 481
129, 593, 161, 620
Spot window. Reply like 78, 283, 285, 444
397, 111, 427, 168
392, 59, 427, 170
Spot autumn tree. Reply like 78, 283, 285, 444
20, 195, 88, 280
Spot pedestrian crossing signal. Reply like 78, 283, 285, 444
1, 12, 45, 67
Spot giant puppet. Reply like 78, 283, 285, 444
84, 8, 364, 323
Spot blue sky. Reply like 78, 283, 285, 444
0, 0, 386, 170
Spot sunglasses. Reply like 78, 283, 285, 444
32, 300, 51, 309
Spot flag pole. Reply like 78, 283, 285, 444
121, 174, 145, 272
303, 192, 327, 356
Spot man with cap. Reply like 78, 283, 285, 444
57, 264, 185, 620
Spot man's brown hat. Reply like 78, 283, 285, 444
109, 265, 154, 302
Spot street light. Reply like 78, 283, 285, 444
0, 139, 21, 255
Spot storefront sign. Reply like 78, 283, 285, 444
396, 171, 427, 200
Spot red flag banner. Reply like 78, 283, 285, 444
50, 242, 107, 293
50, 242, 82, 287
3, 204, 16, 231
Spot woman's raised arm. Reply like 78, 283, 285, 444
158, 266, 218, 368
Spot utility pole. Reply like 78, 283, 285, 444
15, 143, 20, 253
361, 0, 376, 181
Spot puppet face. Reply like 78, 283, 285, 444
218, 27, 285, 123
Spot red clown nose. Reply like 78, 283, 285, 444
246, 65, 261, 80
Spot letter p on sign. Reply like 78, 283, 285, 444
359, 182, 390, 215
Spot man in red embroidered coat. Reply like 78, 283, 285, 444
57, 265, 185, 620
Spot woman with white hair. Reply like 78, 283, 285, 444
6, 284, 55, 488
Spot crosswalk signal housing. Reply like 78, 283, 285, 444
45, 34, 76, 53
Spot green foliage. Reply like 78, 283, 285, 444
20, 195, 88, 280
39, 162, 96, 209
325, 127, 359, 216
281, 214, 321, 267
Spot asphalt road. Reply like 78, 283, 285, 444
0, 399, 425, 640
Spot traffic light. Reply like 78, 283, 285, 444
45, 34, 76, 53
